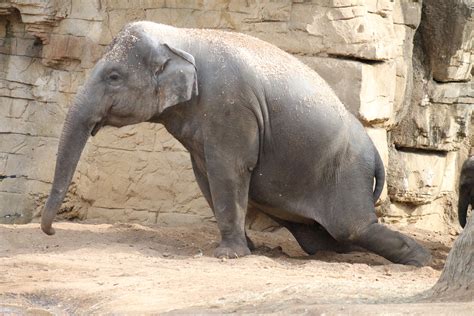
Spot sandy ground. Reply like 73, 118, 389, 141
0, 221, 472, 315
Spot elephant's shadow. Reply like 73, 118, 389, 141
1, 221, 451, 270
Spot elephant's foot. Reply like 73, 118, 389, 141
214, 241, 251, 259
394, 241, 432, 267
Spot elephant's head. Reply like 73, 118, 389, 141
41, 24, 198, 235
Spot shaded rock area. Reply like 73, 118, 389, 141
418, 0, 473, 82
0, 1, 473, 234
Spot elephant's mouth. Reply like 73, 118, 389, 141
91, 108, 112, 136
91, 121, 104, 136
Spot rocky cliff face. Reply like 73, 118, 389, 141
0, 0, 472, 233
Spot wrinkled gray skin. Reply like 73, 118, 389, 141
41, 22, 431, 266
458, 157, 474, 228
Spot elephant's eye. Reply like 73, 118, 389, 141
108, 73, 120, 81
155, 59, 170, 76
107, 72, 122, 87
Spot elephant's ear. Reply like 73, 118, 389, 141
156, 44, 198, 112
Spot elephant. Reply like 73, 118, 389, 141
458, 156, 474, 228
41, 21, 431, 266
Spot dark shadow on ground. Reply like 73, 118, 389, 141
1, 221, 452, 270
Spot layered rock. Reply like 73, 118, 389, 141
383, 0, 474, 232
0, 0, 472, 233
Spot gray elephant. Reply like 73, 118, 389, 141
41, 21, 431, 266
458, 156, 474, 228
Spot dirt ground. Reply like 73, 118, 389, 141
1, 221, 472, 315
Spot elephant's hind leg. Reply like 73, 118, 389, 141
334, 221, 432, 266
323, 175, 431, 266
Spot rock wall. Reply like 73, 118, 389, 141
0, 0, 472, 233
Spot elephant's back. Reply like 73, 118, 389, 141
190, 29, 328, 82
186, 28, 350, 123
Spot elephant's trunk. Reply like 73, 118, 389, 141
458, 190, 469, 228
41, 100, 95, 235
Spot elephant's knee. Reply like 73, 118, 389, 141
327, 228, 358, 244
328, 220, 378, 244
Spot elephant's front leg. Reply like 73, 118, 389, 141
191, 156, 256, 251
203, 112, 259, 259
207, 166, 253, 258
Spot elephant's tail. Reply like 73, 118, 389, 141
373, 149, 385, 202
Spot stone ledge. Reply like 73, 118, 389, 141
391, 102, 472, 152
388, 149, 458, 205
